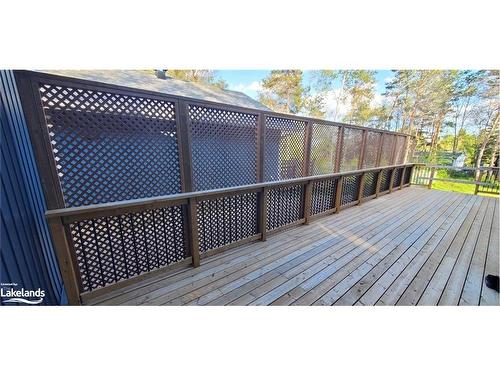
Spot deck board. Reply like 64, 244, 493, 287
87, 187, 499, 306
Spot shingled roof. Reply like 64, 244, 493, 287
41, 70, 269, 111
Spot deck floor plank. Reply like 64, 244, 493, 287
84, 188, 499, 306
480, 199, 499, 306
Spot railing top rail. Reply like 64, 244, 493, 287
46, 163, 414, 221
418, 164, 499, 171
20, 70, 411, 138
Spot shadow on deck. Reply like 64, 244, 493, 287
85, 187, 499, 306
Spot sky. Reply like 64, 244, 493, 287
216, 70, 395, 101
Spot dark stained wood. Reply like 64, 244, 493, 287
357, 172, 366, 203
303, 181, 313, 223
187, 197, 200, 267
257, 187, 268, 241
334, 176, 344, 213
82, 188, 498, 306
256, 114, 265, 182
14, 71, 65, 209
47, 217, 82, 305
176, 100, 194, 193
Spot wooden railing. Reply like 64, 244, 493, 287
45, 163, 415, 304
412, 164, 500, 195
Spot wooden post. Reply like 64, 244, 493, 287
303, 181, 313, 224
400, 167, 406, 190
257, 187, 268, 241
334, 126, 344, 172
428, 167, 436, 190
375, 169, 383, 197
176, 100, 194, 192
358, 130, 367, 170
334, 176, 344, 213
357, 172, 365, 204
303, 121, 313, 177
186, 198, 200, 267
474, 170, 482, 195
47, 217, 82, 305
14, 71, 66, 209
256, 113, 266, 182
388, 167, 396, 193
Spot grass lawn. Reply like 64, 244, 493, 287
430, 169, 499, 198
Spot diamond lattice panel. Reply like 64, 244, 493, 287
311, 178, 337, 215
310, 123, 339, 175
394, 136, 407, 165
340, 128, 363, 172
39, 83, 181, 207
404, 166, 412, 184
264, 116, 306, 181
380, 169, 392, 192
189, 105, 258, 190
70, 205, 187, 292
197, 193, 258, 253
393, 167, 403, 187
341, 175, 361, 205
362, 131, 381, 168
267, 185, 303, 230
362, 171, 378, 198
379, 134, 396, 166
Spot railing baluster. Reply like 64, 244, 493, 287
428, 166, 436, 190
186, 197, 200, 267
335, 176, 344, 213
303, 180, 313, 224
357, 172, 366, 204
257, 187, 268, 241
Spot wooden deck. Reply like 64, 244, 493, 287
86, 187, 499, 306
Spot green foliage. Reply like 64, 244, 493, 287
259, 70, 306, 114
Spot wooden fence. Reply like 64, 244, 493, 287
45, 164, 415, 304
14, 70, 411, 209
412, 164, 499, 195
13, 70, 414, 305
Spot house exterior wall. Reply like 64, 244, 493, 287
0, 70, 65, 305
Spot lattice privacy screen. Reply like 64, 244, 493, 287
393, 167, 404, 187
267, 185, 303, 230
380, 168, 392, 192
189, 104, 258, 190
362, 171, 378, 198
340, 128, 363, 172
379, 134, 395, 166
310, 123, 340, 175
362, 131, 381, 168
39, 83, 182, 207
394, 136, 407, 164
404, 166, 412, 185
341, 175, 361, 205
264, 116, 306, 181
197, 193, 258, 253
311, 178, 338, 215
70, 206, 187, 292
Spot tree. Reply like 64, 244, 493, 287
165, 70, 228, 89
258, 70, 306, 114
343, 70, 376, 126
450, 70, 483, 153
